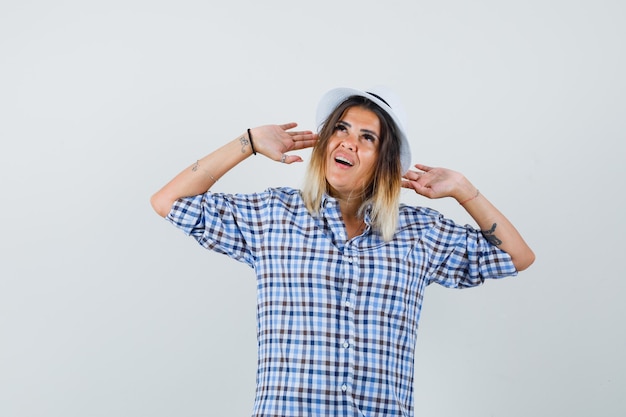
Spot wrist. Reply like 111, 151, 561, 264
458, 188, 480, 205
451, 176, 476, 202
247, 128, 257, 155
237, 130, 255, 156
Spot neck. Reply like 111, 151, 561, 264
339, 200, 366, 239
335, 195, 363, 220
329, 186, 366, 219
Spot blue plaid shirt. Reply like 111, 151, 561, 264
167, 187, 516, 417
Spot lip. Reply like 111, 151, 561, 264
332, 151, 356, 169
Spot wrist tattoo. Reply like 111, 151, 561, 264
481, 223, 503, 246
239, 135, 250, 154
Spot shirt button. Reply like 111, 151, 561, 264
342, 341, 350, 349
345, 300, 352, 308
341, 384, 348, 392
345, 256, 353, 263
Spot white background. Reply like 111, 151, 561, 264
1, 1, 624, 416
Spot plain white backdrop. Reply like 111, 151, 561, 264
1, 1, 624, 416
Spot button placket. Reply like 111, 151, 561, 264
338, 246, 357, 398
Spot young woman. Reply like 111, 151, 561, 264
151, 86, 535, 417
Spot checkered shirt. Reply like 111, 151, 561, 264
166, 187, 517, 417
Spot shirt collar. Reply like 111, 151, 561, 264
320, 193, 373, 226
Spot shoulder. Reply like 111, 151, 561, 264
394, 203, 471, 243
266, 186, 301, 198
214, 186, 301, 204
241, 187, 307, 215
259, 187, 304, 206
397, 203, 443, 230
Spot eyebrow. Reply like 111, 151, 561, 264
337, 120, 380, 140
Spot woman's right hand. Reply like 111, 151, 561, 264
150, 123, 318, 218
249, 123, 318, 164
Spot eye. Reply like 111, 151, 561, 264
334, 123, 348, 132
363, 133, 376, 142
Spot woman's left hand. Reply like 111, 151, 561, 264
402, 163, 476, 202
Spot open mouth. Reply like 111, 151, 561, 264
335, 156, 354, 167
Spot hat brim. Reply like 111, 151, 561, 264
315, 87, 412, 174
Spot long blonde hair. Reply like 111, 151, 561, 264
302, 96, 403, 241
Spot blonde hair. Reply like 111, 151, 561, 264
302, 96, 402, 241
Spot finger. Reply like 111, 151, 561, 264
404, 173, 430, 187
278, 153, 303, 164
291, 134, 318, 150
285, 155, 303, 164
400, 180, 414, 189
279, 122, 298, 130
293, 141, 318, 151
414, 163, 431, 171
401, 180, 422, 193
402, 170, 421, 181
288, 130, 316, 140
404, 180, 434, 198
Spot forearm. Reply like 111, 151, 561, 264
457, 187, 535, 271
150, 133, 253, 217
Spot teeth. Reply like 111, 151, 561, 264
335, 156, 353, 166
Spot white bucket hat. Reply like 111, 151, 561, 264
315, 86, 412, 174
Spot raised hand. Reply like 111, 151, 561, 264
249, 123, 318, 164
401, 163, 476, 202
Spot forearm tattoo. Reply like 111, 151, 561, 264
481, 223, 503, 246
190, 160, 216, 182
239, 135, 250, 153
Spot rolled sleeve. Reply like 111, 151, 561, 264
166, 191, 267, 267
424, 215, 517, 288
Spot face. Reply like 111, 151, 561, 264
325, 106, 381, 199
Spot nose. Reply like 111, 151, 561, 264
341, 133, 357, 151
